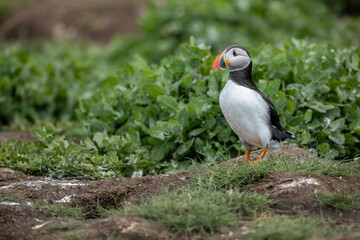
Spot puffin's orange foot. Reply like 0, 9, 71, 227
252, 148, 267, 165
233, 163, 239, 166
244, 149, 250, 162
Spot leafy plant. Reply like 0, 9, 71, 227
0, 42, 115, 127
1, 39, 359, 178
77, 38, 360, 164
139, 0, 360, 62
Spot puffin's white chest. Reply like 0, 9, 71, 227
219, 80, 271, 148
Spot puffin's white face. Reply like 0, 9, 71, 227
223, 48, 251, 71
212, 46, 251, 71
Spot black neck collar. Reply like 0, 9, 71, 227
228, 63, 258, 91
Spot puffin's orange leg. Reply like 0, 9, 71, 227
245, 150, 250, 162
234, 150, 251, 166
252, 148, 267, 165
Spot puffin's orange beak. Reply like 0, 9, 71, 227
211, 53, 224, 70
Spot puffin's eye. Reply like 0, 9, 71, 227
233, 49, 238, 56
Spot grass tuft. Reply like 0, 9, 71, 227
61, 232, 85, 240
196, 162, 272, 191
0, 195, 23, 202
122, 188, 272, 233
196, 156, 359, 191
250, 216, 344, 240
49, 219, 82, 231
38, 204, 84, 220
317, 192, 360, 211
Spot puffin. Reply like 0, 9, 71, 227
212, 45, 295, 165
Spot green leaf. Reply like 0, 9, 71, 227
189, 128, 206, 137
148, 125, 168, 140
151, 141, 173, 161
300, 132, 312, 144
329, 118, 345, 132
177, 138, 195, 155
31, 129, 47, 142
303, 109, 313, 123
177, 108, 189, 128
93, 132, 105, 148
157, 95, 178, 113
329, 131, 345, 145
286, 101, 294, 114
149, 86, 164, 100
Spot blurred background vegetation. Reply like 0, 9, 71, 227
0, 0, 359, 177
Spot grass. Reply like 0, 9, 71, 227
37, 204, 84, 220
0, 194, 23, 202
195, 156, 359, 191
49, 219, 82, 231
122, 187, 273, 233
117, 155, 359, 234
250, 216, 345, 240
317, 192, 360, 211
60, 232, 85, 240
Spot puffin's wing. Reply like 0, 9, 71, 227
257, 91, 295, 141
257, 91, 284, 131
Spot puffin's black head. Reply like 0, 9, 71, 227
212, 45, 252, 71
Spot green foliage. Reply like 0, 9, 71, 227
78, 38, 360, 166
250, 216, 344, 240
139, 0, 360, 61
317, 192, 360, 211
75, 42, 236, 173
0, 126, 131, 178
1, 39, 360, 177
122, 187, 271, 233
0, 43, 113, 126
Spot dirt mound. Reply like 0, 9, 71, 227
0, 168, 191, 215
0, 205, 51, 240
312, 232, 360, 240
1, 0, 148, 43
1, 145, 359, 239
252, 172, 360, 224
63, 216, 175, 240
224, 145, 314, 165
0, 167, 191, 239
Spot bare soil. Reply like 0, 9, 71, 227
0, 131, 36, 144
252, 172, 360, 224
1, 132, 359, 239
0, 0, 151, 43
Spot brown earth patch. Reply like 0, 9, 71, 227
1, 145, 359, 239
0, 131, 36, 143
1, 0, 150, 43
311, 232, 360, 240
60, 216, 176, 240
0, 205, 51, 240
252, 172, 360, 224
0, 168, 192, 217
0, 167, 191, 239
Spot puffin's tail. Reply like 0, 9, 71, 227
286, 131, 295, 140
271, 128, 296, 142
